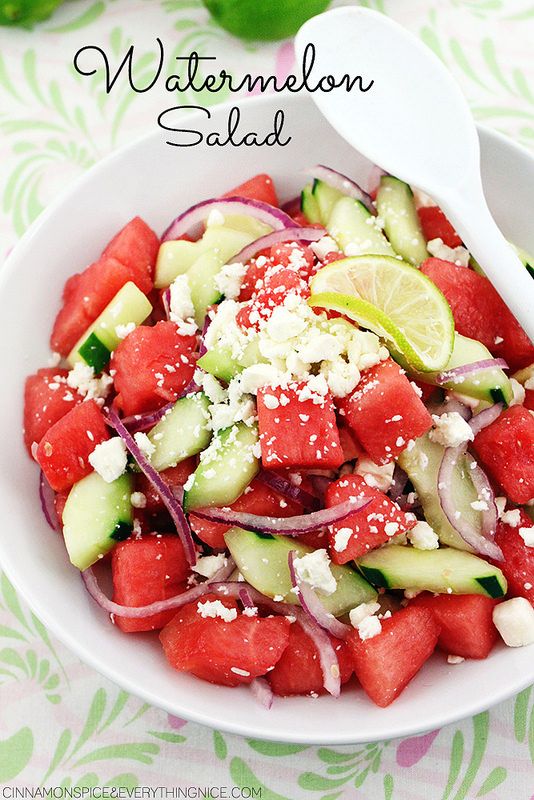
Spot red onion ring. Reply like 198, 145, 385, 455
388, 465, 409, 504
305, 165, 374, 212
162, 288, 171, 320
121, 402, 175, 434
162, 197, 295, 242
198, 315, 211, 358
39, 471, 60, 532
250, 677, 274, 710
469, 403, 504, 437
428, 396, 472, 422
295, 609, 341, 697
437, 359, 509, 386
288, 551, 351, 640
465, 453, 498, 539
106, 408, 197, 565
258, 470, 320, 511
239, 586, 255, 609
232, 226, 326, 266
191, 497, 371, 536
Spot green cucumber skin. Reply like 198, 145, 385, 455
225, 527, 377, 617
148, 392, 212, 472
376, 176, 428, 265
312, 179, 344, 223
300, 185, 322, 224
77, 333, 111, 373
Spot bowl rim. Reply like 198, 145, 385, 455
2, 93, 534, 744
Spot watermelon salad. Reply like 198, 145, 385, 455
24, 167, 534, 709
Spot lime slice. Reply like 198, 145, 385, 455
309, 255, 454, 372
202, 0, 330, 41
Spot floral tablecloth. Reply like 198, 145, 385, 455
1, 0, 534, 794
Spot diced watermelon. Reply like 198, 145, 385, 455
23, 368, 83, 454
421, 258, 534, 371
338, 359, 432, 464
36, 400, 110, 491
237, 267, 309, 330
417, 206, 462, 248
190, 477, 303, 550
111, 535, 190, 632
257, 383, 344, 470
238, 257, 272, 302
326, 475, 416, 563
524, 389, 534, 412
112, 321, 197, 416
494, 509, 534, 605
337, 423, 364, 462
270, 243, 317, 280
160, 593, 290, 686
412, 379, 438, 404
224, 174, 279, 207
472, 406, 534, 504
268, 622, 353, 696
136, 459, 196, 514
101, 217, 160, 287
346, 606, 440, 707
410, 593, 498, 659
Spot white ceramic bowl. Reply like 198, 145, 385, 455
1, 94, 533, 745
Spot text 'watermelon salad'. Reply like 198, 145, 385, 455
24, 168, 534, 708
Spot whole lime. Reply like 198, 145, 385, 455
0, 0, 64, 26
202, 0, 331, 41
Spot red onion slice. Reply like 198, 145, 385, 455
121, 402, 175, 434
296, 609, 341, 697
437, 359, 509, 386
305, 165, 374, 212
428, 396, 472, 422
191, 497, 371, 536
288, 551, 351, 640
106, 408, 197, 565
258, 470, 320, 511
469, 403, 504, 437
39, 471, 60, 532
162, 288, 171, 320
388, 465, 409, 504
250, 677, 274, 710
162, 198, 295, 242
465, 453, 498, 539
239, 586, 255, 609
232, 226, 326, 266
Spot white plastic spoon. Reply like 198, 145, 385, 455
295, 6, 534, 343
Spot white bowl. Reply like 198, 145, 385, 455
1, 94, 533, 745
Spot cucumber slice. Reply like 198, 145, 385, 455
409, 333, 513, 405
225, 527, 377, 616
312, 179, 344, 223
183, 422, 260, 510
300, 185, 322, 224
327, 196, 394, 256
155, 240, 199, 289
376, 176, 428, 265
68, 282, 152, 370
197, 338, 264, 383
398, 433, 481, 551
63, 472, 133, 570
357, 545, 507, 598
148, 392, 212, 471
222, 215, 272, 238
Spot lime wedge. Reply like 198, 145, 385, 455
309, 255, 454, 372
202, 0, 330, 41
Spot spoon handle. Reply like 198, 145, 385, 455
438, 186, 534, 345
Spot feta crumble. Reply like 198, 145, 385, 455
197, 599, 237, 622
88, 438, 127, 483
169, 274, 198, 335
310, 235, 339, 261
349, 601, 380, 627
493, 597, 534, 647
407, 521, 439, 550
67, 362, 113, 402
215, 261, 248, 300
192, 554, 227, 579
501, 509, 521, 527
519, 526, 534, 547
429, 412, 474, 448
115, 322, 136, 339
447, 655, 465, 665
333, 527, 353, 553
293, 549, 337, 596
510, 378, 526, 407
130, 491, 147, 508
355, 457, 395, 492
356, 614, 382, 641
134, 432, 156, 461
427, 237, 470, 267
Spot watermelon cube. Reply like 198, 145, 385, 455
347, 606, 440, 707
112, 535, 190, 632
102, 216, 160, 288
326, 475, 416, 563
36, 400, 110, 491
136, 458, 196, 514
472, 406, 534, 504
410, 593, 498, 659
494, 509, 534, 605
223, 173, 279, 207
417, 206, 462, 248
257, 383, 343, 470
23, 368, 82, 454
237, 268, 309, 330
338, 359, 432, 464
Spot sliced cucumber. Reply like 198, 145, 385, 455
183, 422, 260, 510
357, 545, 507, 598
225, 527, 377, 616
327, 196, 394, 256
300, 185, 322, 224
376, 176, 428, 265
155, 240, 199, 288
148, 392, 212, 471
409, 333, 513, 405
197, 338, 264, 383
398, 433, 482, 551
68, 282, 152, 371
222, 215, 271, 238
63, 472, 133, 570
312, 179, 344, 223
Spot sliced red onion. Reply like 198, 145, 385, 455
428, 396, 472, 422
388, 465, 409, 504
288, 551, 350, 640
232, 226, 326, 266
121, 402, 175, 434
469, 403, 504, 438
39, 471, 60, 532
198, 315, 211, 358
437, 359, 509, 386
305, 165, 374, 213
258, 470, 320, 511
296, 608, 341, 697
211, 582, 296, 616
106, 408, 197, 565
191, 497, 371, 536
308, 474, 331, 505
464, 453, 498, 539
162, 288, 171, 320
239, 586, 255, 609
437, 446, 503, 560
250, 677, 274, 709
162, 198, 295, 242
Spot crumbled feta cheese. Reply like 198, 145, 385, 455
349, 602, 381, 627
169, 274, 198, 335
357, 614, 382, 641
134, 432, 156, 460
525, 376, 534, 391
183, 473, 195, 492
88, 437, 127, 483
215, 261, 248, 300
206, 208, 225, 227
408, 521, 439, 550
115, 322, 136, 339
354, 457, 395, 492
242, 606, 258, 617
266, 306, 308, 342
510, 378, 526, 407
447, 655, 465, 664
130, 491, 147, 508
519, 526, 534, 547
201, 373, 227, 405
192, 554, 227, 579
197, 599, 237, 622
230, 667, 250, 677
495, 496, 507, 518
293, 549, 337, 596
427, 237, 470, 267
238, 364, 284, 395
501, 509, 521, 527
48, 351, 62, 367
67, 362, 113, 402
333, 527, 353, 553
429, 412, 474, 448
310, 235, 339, 261
471, 500, 489, 512
493, 597, 534, 647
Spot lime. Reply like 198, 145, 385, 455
309, 255, 454, 372
0, 0, 64, 26
202, 0, 330, 41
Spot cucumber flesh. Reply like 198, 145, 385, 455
327, 196, 394, 256
300, 185, 322, 224
63, 472, 133, 570
312, 179, 344, 223
398, 433, 482, 551
68, 282, 152, 369
222, 215, 271, 238
183, 422, 260, 510
148, 392, 212, 471
376, 176, 428, 265
358, 545, 507, 598
197, 338, 264, 383
225, 527, 377, 617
